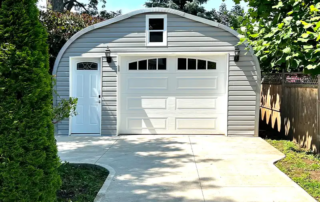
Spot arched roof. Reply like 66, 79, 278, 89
53, 7, 260, 78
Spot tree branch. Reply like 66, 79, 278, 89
64, 0, 89, 12
75, 0, 89, 12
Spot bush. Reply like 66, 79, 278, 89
52, 97, 78, 124
0, 0, 61, 201
39, 11, 106, 74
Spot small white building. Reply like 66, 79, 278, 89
53, 8, 261, 137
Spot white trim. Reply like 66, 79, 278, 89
117, 52, 228, 56
69, 57, 102, 136
255, 58, 261, 137
226, 53, 230, 136
69, 58, 73, 136
53, 8, 260, 76
100, 56, 103, 136
145, 14, 167, 47
116, 55, 121, 136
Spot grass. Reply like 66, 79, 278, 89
267, 139, 320, 201
56, 163, 109, 202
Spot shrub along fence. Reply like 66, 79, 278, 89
260, 72, 320, 153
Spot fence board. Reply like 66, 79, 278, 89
260, 78, 319, 152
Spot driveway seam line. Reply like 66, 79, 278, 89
94, 138, 119, 164
188, 136, 206, 202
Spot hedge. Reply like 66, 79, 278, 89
0, 0, 61, 201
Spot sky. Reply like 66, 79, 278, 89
37, 0, 248, 13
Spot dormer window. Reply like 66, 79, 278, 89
146, 15, 167, 46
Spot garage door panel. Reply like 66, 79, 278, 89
176, 118, 217, 130
120, 56, 227, 135
127, 117, 168, 130
121, 96, 225, 114
175, 73, 226, 94
126, 97, 168, 110
175, 96, 225, 112
127, 77, 168, 90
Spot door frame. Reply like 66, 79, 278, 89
69, 56, 103, 136
117, 52, 230, 136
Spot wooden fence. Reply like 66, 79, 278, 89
260, 72, 320, 152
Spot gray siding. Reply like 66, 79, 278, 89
55, 13, 258, 136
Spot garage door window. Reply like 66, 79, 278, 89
129, 58, 167, 70
178, 58, 216, 70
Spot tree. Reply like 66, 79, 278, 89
50, 0, 120, 17
0, 0, 61, 201
39, 10, 109, 73
232, 0, 320, 74
205, 3, 244, 29
145, 0, 208, 16
50, 0, 64, 12
145, 1, 245, 30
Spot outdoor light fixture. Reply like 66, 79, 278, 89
105, 47, 112, 63
234, 47, 240, 62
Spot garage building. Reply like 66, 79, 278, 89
53, 8, 261, 136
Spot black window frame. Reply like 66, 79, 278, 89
128, 58, 167, 71
177, 58, 217, 70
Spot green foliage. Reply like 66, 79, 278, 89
145, 0, 208, 15
39, 11, 108, 73
267, 140, 320, 200
232, 0, 320, 74
57, 163, 109, 202
52, 97, 78, 125
64, 0, 107, 13
0, 0, 61, 201
204, 3, 245, 30
49, 0, 121, 17
145, 0, 244, 30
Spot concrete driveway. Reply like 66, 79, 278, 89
56, 135, 316, 202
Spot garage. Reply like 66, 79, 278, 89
119, 55, 228, 134
53, 8, 261, 137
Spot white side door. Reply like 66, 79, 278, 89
71, 58, 101, 134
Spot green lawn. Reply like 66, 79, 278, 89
57, 163, 109, 202
267, 140, 320, 201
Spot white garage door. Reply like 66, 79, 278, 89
119, 55, 227, 135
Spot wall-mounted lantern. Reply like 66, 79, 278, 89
105, 47, 112, 63
234, 47, 240, 62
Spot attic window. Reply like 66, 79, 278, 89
146, 15, 167, 46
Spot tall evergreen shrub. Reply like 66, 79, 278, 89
0, 0, 61, 201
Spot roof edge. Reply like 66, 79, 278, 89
52, 7, 260, 81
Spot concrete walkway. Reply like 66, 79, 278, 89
56, 135, 316, 202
